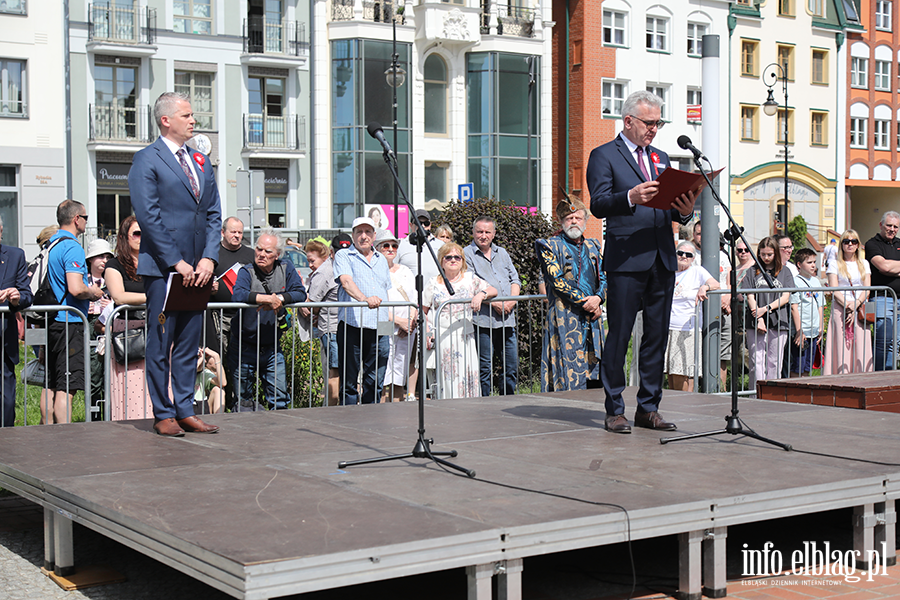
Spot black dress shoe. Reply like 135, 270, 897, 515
605, 414, 632, 434
634, 411, 677, 431
154, 418, 185, 437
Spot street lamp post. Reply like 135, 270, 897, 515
763, 62, 789, 236
385, 3, 406, 235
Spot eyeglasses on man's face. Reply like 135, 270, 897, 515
676, 251, 694, 258
631, 116, 665, 130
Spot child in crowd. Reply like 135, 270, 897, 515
790, 248, 824, 377
194, 347, 226, 414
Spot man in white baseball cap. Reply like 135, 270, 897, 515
332, 216, 392, 404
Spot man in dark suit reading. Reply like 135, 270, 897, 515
587, 90, 696, 434
129, 92, 221, 437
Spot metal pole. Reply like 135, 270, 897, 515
782, 72, 789, 236
392, 7, 399, 235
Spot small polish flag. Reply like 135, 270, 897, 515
217, 263, 241, 294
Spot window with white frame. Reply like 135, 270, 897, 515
646, 85, 669, 120
875, 119, 890, 149
850, 117, 867, 147
875, 60, 891, 90
174, 71, 215, 130
808, 0, 824, 16
174, 0, 212, 35
0, 59, 25, 117
687, 23, 706, 56
646, 16, 668, 51
603, 10, 627, 46
687, 88, 702, 106
851, 57, 868, 87
424, 54, 448, 134
876, 0, 892, 30
602, 80, 626, 116
0, 166, 18, 248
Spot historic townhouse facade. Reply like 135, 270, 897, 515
729, 0, 861, 244
0, 1, 67, 255
845, 0, 900, 236
67, 0, 312, 241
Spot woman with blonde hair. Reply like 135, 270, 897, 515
422, 242, 497, 398
823, 229, 873, 374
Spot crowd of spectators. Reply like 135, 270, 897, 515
6, 201, 900, 427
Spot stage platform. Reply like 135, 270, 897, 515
758, 371, 900, 413
0, 389, 897, 600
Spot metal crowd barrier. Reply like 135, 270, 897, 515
431, 294, 546, 399
693, 285, 898, 395
17, 305, 92, 426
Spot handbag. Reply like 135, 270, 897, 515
812, 340, 823, 370
24, 358, 46, 387
111, 318, 147, 365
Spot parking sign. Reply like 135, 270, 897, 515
458, 183, 474, 202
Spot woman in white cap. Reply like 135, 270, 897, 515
85, 238, 114, 320
85, 238, 114, 409
376, 228, 417, 402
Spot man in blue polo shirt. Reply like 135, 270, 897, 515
44, 200, 104, 424
464, 216, 520, 396
333, 217, 391, 405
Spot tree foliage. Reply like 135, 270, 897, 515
787, 215, 808, 259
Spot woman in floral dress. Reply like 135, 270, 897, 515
423, 243, 497, 399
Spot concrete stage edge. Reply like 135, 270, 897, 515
0, 389, 897, 600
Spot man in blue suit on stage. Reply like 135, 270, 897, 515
0, 216, 31, 427
129, 92, 221, 437
587, 91, 696, 434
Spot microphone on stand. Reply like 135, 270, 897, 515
367, 122, 395, 158
677, 135, 707, 162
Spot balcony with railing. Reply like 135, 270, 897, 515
87, 3, 157, 54
331, 0, 406, 23
88, 104, 155, 145
481, 3, 534, 38
242, 114, 306, 154
242, 17, 308, 65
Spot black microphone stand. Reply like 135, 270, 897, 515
660, 152, 791, 451
338, 134, 475, 477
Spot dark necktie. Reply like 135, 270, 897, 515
176, 148, 200, 200
636, 146, 651, 181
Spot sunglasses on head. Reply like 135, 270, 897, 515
380, 242, 398, 250
736, 248, 749, 253
443, 255, 462, 262
842, 239, 859, 245
676, 250, 694, 258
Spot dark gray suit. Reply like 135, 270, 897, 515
587, 134, 689, 416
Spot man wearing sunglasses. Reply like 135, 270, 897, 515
44, 200, 104, 424
586, 90, 697, 434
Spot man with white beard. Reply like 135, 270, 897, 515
535, 198, 607, 392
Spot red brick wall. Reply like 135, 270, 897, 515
552, 0, 617, 244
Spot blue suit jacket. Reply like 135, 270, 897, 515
0, 244, 32, 364
587, 135, 688, 273
128, 137, 222, 277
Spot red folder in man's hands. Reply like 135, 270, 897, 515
644, 167, 724, 210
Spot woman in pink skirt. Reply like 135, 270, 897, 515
104, 216, 150, 420
823, 229, 873, 374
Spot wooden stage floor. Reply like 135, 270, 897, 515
0, 389, 897, 600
